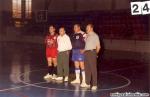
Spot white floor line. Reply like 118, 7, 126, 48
0, 82, 46, 92
1, 65, 140, 92
18, 70, 131, 92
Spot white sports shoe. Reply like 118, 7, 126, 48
51, 74, 57, 80
55, 77, 63, 81
80, 82, 86, 86
71, 79, 80, 84
91, 86, 98, 91
64, 76, 68, 82
80, 83, 90, 88
44, 73, 52, 79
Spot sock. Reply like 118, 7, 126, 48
81, 70, 85, 83
75, 68, 80, 80
51, 65, 54, 75
53, 66, 57, 75
48, 66, 52, 75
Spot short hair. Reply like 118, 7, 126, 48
49, 25, 55, 28
74, 24, 81, 28
87, 23, 94, 28
59, 26, 65, 30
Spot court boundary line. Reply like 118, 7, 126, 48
0, 65, 143, 92
0, 82, 46, 92
18, 69, 131, 92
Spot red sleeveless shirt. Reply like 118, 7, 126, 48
45, 34, 58, 49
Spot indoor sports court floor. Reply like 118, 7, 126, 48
0, 42, 149, 97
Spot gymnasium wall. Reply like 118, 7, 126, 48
0, 0, 150, 59
0, 0, 130, 12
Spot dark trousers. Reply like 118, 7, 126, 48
57, 51, 70, 77
84, 50, 97, 86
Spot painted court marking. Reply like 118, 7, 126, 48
0, 65, 143, 92
18, 69, 131, 92
0, 82, 46, 92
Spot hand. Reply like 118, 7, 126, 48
50, 40, 54, 44
80, 49, 85, 54
66, 50, 70, 55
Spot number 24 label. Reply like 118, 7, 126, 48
131, 1, 150, 15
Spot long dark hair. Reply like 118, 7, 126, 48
47, 25, 56, 35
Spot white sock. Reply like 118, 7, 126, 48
75, 69, 80, 80
81, 70, 85, 83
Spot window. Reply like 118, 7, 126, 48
12, 0, 22, 18
12, 0, 32, 19
25, 0, 32, 19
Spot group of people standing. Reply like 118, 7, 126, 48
44, 23, 101, 91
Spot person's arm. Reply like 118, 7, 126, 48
80, 36, 86, 53
80, 33, 86, 54
95, 35, 101, 54
83, 33, 87, 42
66, 35, 72, 50
96, 43, 101, 54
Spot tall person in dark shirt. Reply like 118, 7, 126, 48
71, 24, 87, 87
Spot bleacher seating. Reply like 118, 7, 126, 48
7, 10, 148, 40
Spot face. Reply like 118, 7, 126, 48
86, 25, 92, 34
59, 28, 65, 36
73, 25, 80, 33
49, 26, 55, 34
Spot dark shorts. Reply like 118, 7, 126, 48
72, 49, 84, 61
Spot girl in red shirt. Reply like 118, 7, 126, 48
44, 25, 58, 80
